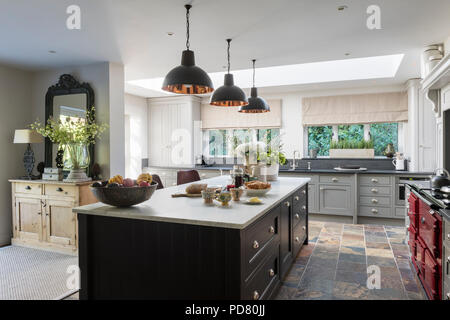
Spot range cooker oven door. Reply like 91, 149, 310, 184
423, 249, 441, 300
418, 201, 442, 259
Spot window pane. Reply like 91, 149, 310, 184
338, 125, 364, 141
370, 123, 398, 156
209, 130, 227, 156
308, 126, 332, 156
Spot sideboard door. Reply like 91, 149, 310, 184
14, 197, 43, 241
43, 199, 77, 249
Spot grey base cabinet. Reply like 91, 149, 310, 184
319, 184, 353, 216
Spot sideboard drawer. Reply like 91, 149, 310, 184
360, 195, 391, 207
15, 183, 42, 195
360, 186, 392, 196
243, 249, 279, 300
45, 184, 77, 198
359, 175, 391, 186
358, 206, 392, 218
319, 175, 352, 184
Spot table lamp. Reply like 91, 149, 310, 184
13, 129, 44, 180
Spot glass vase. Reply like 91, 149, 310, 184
63, 143, 90, 170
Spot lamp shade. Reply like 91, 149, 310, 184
162, 50, 214, 95
13, 129, 44, 144
238, 87, 270, 113
210, 74, 248, 107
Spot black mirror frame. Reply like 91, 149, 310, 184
44, 74, 95, 174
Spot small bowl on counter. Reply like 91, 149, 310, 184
244, 187, 271, 197
90, 181, 158, 207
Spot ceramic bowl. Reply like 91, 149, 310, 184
244, 187, 271, 197
90, 181, 158, 207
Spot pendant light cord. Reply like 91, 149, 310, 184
185, 4, 191, 50
252, 59, 256, 88
226, 39, 231, 74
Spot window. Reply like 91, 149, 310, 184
306, 123, 400, 157
207, 128, 280, 157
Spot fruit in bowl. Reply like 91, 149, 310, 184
244, 181, 271, 197
90, 173, 158, 207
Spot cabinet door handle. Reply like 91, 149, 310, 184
56, 187, 63, 192
302, 226, 306, 230
25, 186, 31, 190
447, 292, 450, 300
268, 226, 275, 234
371, 209, 378, 214
302, 190, 306, 195
295, 237, 300, 243
253, 240, 259, 249
294, 196, 300, 201
294, 214, 300, 220
371, 178, 378, 183
371, 188, 378, 193
284, 201, 290, 207
371, 199, 378, 204
332, 178, 338, 182
302, 205, 306, 210
447, 233, 450, 240
269, 269, 275, 277
253, 291, 260, 300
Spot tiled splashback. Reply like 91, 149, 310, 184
281, 158, 407, 171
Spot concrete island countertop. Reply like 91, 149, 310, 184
73, 176, 310, 229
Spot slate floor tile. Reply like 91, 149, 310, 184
337, 260, 368, 273
338, 253, 367, 264
367, 256, 397, 267
365, 242, 391, 250
297, 278, 335, 295
366, 248, 394, 258
340, 246, 366, 255
332, 281, 373, 300
335, 270, 368, 285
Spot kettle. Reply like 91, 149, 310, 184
431, 168, 450, 190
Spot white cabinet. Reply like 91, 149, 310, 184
418, 93, 437, 172
148, 96, 201, 167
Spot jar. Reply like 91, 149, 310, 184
231, 165, 244, 188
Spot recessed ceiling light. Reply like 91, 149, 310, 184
129, 54, 405, 94
337, 5, 348, 11
48, 50, 56, 54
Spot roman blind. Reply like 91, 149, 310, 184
201, 99, 282, 129
302, 92, 408, 126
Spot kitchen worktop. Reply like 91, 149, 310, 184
279, 168, 433, 175
73, 176, 310, 229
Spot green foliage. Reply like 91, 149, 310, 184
330, 138, 374, 149
370, 123, 398, 156
338, 125, 364, 141
31, 107, 108, 146
308, 126, 332, 156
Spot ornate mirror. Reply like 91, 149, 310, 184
45, 74, 95, 171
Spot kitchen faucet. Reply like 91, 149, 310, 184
291, 151, 300, 170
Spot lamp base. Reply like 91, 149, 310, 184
18, 175, 40, 180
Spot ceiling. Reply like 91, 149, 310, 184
1, 0, 449, 97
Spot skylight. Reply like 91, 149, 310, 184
128, 54, 404, 94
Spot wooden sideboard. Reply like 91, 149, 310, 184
9, 179, 97, 255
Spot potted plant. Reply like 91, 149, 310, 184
329, 139, 375, 158
31, 107, 108, 182
259, 146, 287, 181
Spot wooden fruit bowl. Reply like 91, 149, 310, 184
90, 181, 158, 207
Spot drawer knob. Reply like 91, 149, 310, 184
253, 291, 260, 300
302, 205, 306, 210
371, 199, 378, 204
285, 201, 290, 207
25, 186, 31, 190
447, 293, 450, 300
371, 178, 378, 183
302, 190, 306, 195
294, 196, 300, 201
269, 226, 275, 234
295, 237, 300, 243
371, 209, 378, 214
56, 187, 63, 192
371, 188, 378, 193
332, 178, 338, 182
253, 240, 259, 249
302, 226, 306, 231
447, 233, 450, 240
269, 269, 275, 277
294, 214, 300, 220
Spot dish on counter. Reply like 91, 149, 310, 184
244, 197, 263, 205
244, 181, 271, 197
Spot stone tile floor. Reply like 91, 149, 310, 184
275, 221, 427, 300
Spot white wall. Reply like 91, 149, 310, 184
124, 93, 148, 178
0, 65, 33, 245
31, 62, 125, 178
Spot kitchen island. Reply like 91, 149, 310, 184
74, 176, 310, 300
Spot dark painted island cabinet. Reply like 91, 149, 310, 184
77, 184, 308, 300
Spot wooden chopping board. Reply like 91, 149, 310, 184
171, 193, 202, 198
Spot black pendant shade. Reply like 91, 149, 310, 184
210, 39, 248, 107
239, 87, 270, 113
162, 5, 214, 95
239, 59, 270, 113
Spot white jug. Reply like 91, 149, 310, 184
392, 158, 405, 171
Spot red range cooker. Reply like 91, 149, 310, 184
408, 190, 443, 300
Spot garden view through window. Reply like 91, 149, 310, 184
308, 123, 399, 157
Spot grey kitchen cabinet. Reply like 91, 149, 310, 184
319, 184, 353, 216
307, 184, 318, 213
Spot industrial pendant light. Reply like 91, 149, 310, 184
210, 39, 248, 107
162, 5, 214, 95
239, 59, 270, 113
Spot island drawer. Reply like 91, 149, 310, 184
359, 195, 391, 207
358, 206, 392, 218
293, 219, 307, 257
45, 184, 77, 197
292, 202, 307, 229
359, 186, 392, 196
244, 205, 280, 279
243, 250, 279, 300
292, 185, 307, 209
359, 175, 391, 186
319, 175, 352, 184
15, 182, 42, 195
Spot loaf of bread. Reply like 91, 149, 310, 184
185, 183, 207, 194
